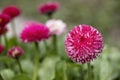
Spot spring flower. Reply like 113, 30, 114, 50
0, 44, 4, 54
0, 26, 8, 36
0, 14, 10, 27
2, 5, 21, 19
20, 21, 50, 42
38, 2, 59, 15
45, 19, 66, 35
8, 46, 24, 58
65, 24, 104, 64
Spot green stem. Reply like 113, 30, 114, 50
16, 58, 23, 73
0, 37, 1, 43
33, 42, 39, 80
4, 33, 8, 50
47, 13, 52, 19
87, 63, 91, 80
44, 40, 49, 51
11, 20, 17, 37
52, 35, 57, 54
0, 73, 4, 80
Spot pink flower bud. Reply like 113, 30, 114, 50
8, 46, 24, 58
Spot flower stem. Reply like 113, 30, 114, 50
16, 58, 23, 73
11, 20, 17, 38
52, 35, 57, 54
44, 40, 49, 51
3, 33, 8, 50
87, 63, 91, 80
33, 42, 39, 80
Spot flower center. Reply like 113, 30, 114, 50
0, 18, 2, 23
80, 36, 86, 42
12, 49, 19, 57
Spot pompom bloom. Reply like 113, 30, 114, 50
8, 46, 24, 58
0, 14, 10, 27
38, 2, 59, 15
20, 21, 50, 42
0, 44, 4, 54
65, 24, 104, 64
2, 5, 21, 19
45, 19, 66, 35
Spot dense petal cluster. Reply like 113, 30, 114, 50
0, 14, 10, 27
20, 21, 50, 42
2, 5, 21, 19
38, 2, 59, 14
8, 46, 24, 58
65, 24, 104, 64
0, 44, 4, 54
45, 19, 66, 35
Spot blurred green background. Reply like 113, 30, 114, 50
0, 0, 120, 80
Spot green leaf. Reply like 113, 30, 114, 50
12, 74, 31, 80
21, 59, 34, 74
55, 60, 67, 80
38, 56, 60, 80
93, 45, 120, 80
0, 69, 15, 80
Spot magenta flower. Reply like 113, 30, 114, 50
0, 26, 8, 36
2, 5, 21, 19
65, 24, 104, 64
38, 2, 59, 15
0, 14, 10, 27
8, 46, 24, 58
0, 44, 4, 54
20, 21, 50, 43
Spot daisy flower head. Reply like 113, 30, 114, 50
45, 19, 66, 35
2, 5, 21, 19
20, 21, 50, 43
65, 24, 104, 64
8, 46, 24, 58
38, 2, 59, 16
0, 14, 11, 27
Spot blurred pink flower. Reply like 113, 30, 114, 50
45, 19, 66, 35
8, 46, 24, 58
38, 2, 59, 15
0, 26, 8, 36
2, 5, 21, 19
0, 44, 4, 54
20, 21, 50, 42
0, 14, 11, 27
65, 24, 104, 64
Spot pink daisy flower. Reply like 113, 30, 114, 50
20, 21, 50, 43
2, 5, 21, 19
38, 2, 59, 15
0, 14, 11, 27
0, 44, 4, 54
65, 24, 104, 64
8, 46, 24, 58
